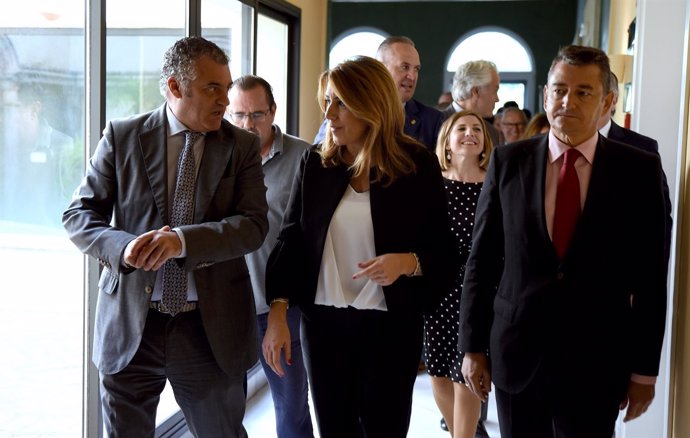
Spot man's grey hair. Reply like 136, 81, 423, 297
608, 72, 619, 116
502, 106, 527, 122
159, 36, 229, 97
375, 35, 415, 62
451, 60, 497, 102
609, 71, 619, 98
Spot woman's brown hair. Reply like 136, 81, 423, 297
435, 110, 493, 171
317, 56, 422, 185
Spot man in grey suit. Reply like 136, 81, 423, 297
444, 60, 501, 147
63, 36, 268, 438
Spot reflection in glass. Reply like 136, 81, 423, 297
202, 0, 251, 81
106, 0, 185, 121
257, 13, 288, 130
0, 2, 85, 437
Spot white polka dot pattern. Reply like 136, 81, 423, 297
423, 179, 482, 383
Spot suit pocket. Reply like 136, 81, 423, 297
98, 268, 119, 295
494, 293, 516, 323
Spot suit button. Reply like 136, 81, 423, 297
144, 285, 153, 294
556, 272, 565, 280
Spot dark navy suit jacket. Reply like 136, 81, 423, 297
404, 98, 444, 151
459, 134, 668, 397
607, 121, 672, 263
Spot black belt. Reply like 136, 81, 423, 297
148, 301, 198, 314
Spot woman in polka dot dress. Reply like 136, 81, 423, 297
424, 110, 494, 438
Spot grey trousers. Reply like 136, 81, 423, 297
100, 309, 248, 438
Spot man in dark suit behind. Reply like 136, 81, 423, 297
459, 45, 668, 438
598, 71, 672, 263
314, 36, 444, 151
63, 37, 268, 437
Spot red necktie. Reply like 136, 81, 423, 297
552, 148, 582, 259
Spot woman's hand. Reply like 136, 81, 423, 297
352, 253, 417, 286
261, 301, 291, 377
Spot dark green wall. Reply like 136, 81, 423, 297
328, 0, 578, 113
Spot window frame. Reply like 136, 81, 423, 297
443, 27, 537, 115
243, 0, 301, 134
81, 1, 301, 436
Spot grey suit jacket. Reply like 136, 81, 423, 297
63, 104, 268, 376
245, 126, 310, 315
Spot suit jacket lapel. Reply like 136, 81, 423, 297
518, 136, 552, 248
139, 105, 168, 224
193, 126, 235, 224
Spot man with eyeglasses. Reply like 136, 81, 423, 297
228, 75, 314, 438
314, 36, 444, 151
500, 107, 527, 144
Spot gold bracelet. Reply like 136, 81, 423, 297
270, 298, 290, 308
406, 252, 422, 277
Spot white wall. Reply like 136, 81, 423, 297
622, 1, 689, 437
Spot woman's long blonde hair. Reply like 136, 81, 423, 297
435, 110, 493, 171
317, 56, 421, 185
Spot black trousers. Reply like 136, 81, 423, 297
301, 305, 423, 438
494, 358, 622, 438
100, 309, 247, 438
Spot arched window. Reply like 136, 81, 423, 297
329, 28, 387, 68
444, 29, 536, 115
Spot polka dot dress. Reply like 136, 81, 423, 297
423, 179, 482, 383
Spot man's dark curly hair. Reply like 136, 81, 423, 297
159, 36, 228, 96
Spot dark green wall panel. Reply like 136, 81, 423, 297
328, 0, 578, 113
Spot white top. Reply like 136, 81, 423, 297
314, 185, 387, 311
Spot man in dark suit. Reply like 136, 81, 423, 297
598, 71, 672, 263
459, 46, 668, 438
443, 60, 501, 147
314, 36, 444, 151
63, 37, 268, 437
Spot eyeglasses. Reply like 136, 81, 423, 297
502, 122, 525, 129
228, 109, 271, 123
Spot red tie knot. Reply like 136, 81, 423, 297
563, 148, 581, 167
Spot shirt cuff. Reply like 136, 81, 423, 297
630, 373, 657, 385
172, 227, 186, 258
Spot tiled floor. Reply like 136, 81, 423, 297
239, 369, 501, 438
